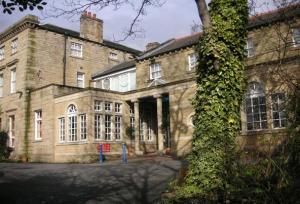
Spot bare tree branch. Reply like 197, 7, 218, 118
44, 0, 165, 42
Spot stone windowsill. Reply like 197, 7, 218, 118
57, 141, 89, 146
70, 55, 84, 60
240, 128, 286, 136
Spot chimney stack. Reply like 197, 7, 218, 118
146, 42, 160, 51
80, 11, 103, 43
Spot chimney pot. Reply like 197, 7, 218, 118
88, 12, 91, 17
146, 42, 160, 51
93, 14, 96, 18
84, 11, 87, 16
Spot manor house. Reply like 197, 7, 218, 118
0, 6, 299, 162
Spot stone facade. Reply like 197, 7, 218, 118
0, 6, 299, 162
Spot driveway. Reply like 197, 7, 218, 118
0, 156, 181, 204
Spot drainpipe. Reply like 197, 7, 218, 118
63, 34, 67, 85
24, 89, 31, 162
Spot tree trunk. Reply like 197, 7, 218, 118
194, 0, 212, 31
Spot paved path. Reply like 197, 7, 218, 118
0, 156, 181, 204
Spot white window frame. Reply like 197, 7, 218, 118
104, 115, 112, 141
79, 114, 87, 141
188, 53, 198, 71
77, 72, 85, 88
245, 38, 254, 57
58, 117, 65, 143
104, 101, 112, 112
292, 28, 300, 47
93, 67, 136, 92
109, 52, 118, 60
150, 63, 162, 80
10, 68, 16, 93
271, 93, 287, 129
71, 42, 83, 58
11, 39, 18, 54
0, 73, 3, 97
130, 116, 135, 131
102, 78, 110, 90
245, 82, 268, 131
68, 104, 78, 142
34, 110, 42, 140
115, 115, 121, 140
94, 114, 102, 140
115, 103, 122, 113
0, 46, 4, 60
94, 100, 102, 111
139, 118, 145, 141
9, 115, 15, 148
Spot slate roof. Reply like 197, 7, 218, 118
138, 33, 201, 60
247, 3, 300, 29
93, 3, 300, 77
39, 24, 141, 55
92, 60, 136, 79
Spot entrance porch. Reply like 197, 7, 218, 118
129, 94, 171, 155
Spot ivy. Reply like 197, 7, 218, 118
175, 0, 248, 201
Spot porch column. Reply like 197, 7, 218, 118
132, 99, 142, 154
155, 94, 164, 152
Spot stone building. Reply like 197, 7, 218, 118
0, 6, 299, 162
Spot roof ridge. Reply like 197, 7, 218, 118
175, 32, 201, 41
249, 2, 300, 20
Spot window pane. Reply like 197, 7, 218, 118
245, 83, 267, 130
94, 114, 101, 140
271, 93, 286, 128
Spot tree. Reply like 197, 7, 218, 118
174, 0, 248, 202
1, 0, 47, 14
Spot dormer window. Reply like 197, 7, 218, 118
71, 42, 83, 58
292, 28, 300, 46
245, 38, 254, 57
188, 53, 198, 71
11, 39, 18, 54
109, 52, 118, 60
0, 46, 4, 60
150, 63, 161, 80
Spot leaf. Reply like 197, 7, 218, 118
2, 1, 6, 8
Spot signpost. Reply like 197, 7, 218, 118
97, 143, 127, 164
122, 143, 127, 163
97, 143, 111, 163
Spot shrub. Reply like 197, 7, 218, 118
0, 131, 13, 161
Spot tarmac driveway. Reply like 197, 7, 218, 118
0, 156, 181, 204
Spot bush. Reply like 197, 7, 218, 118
0, 131, 13, 161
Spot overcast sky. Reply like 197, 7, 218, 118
0, 0, 274, 51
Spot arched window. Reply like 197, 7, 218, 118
245, 82, 267, 130
68, 104, 77, 141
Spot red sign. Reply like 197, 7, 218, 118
97, 144, 111, 153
